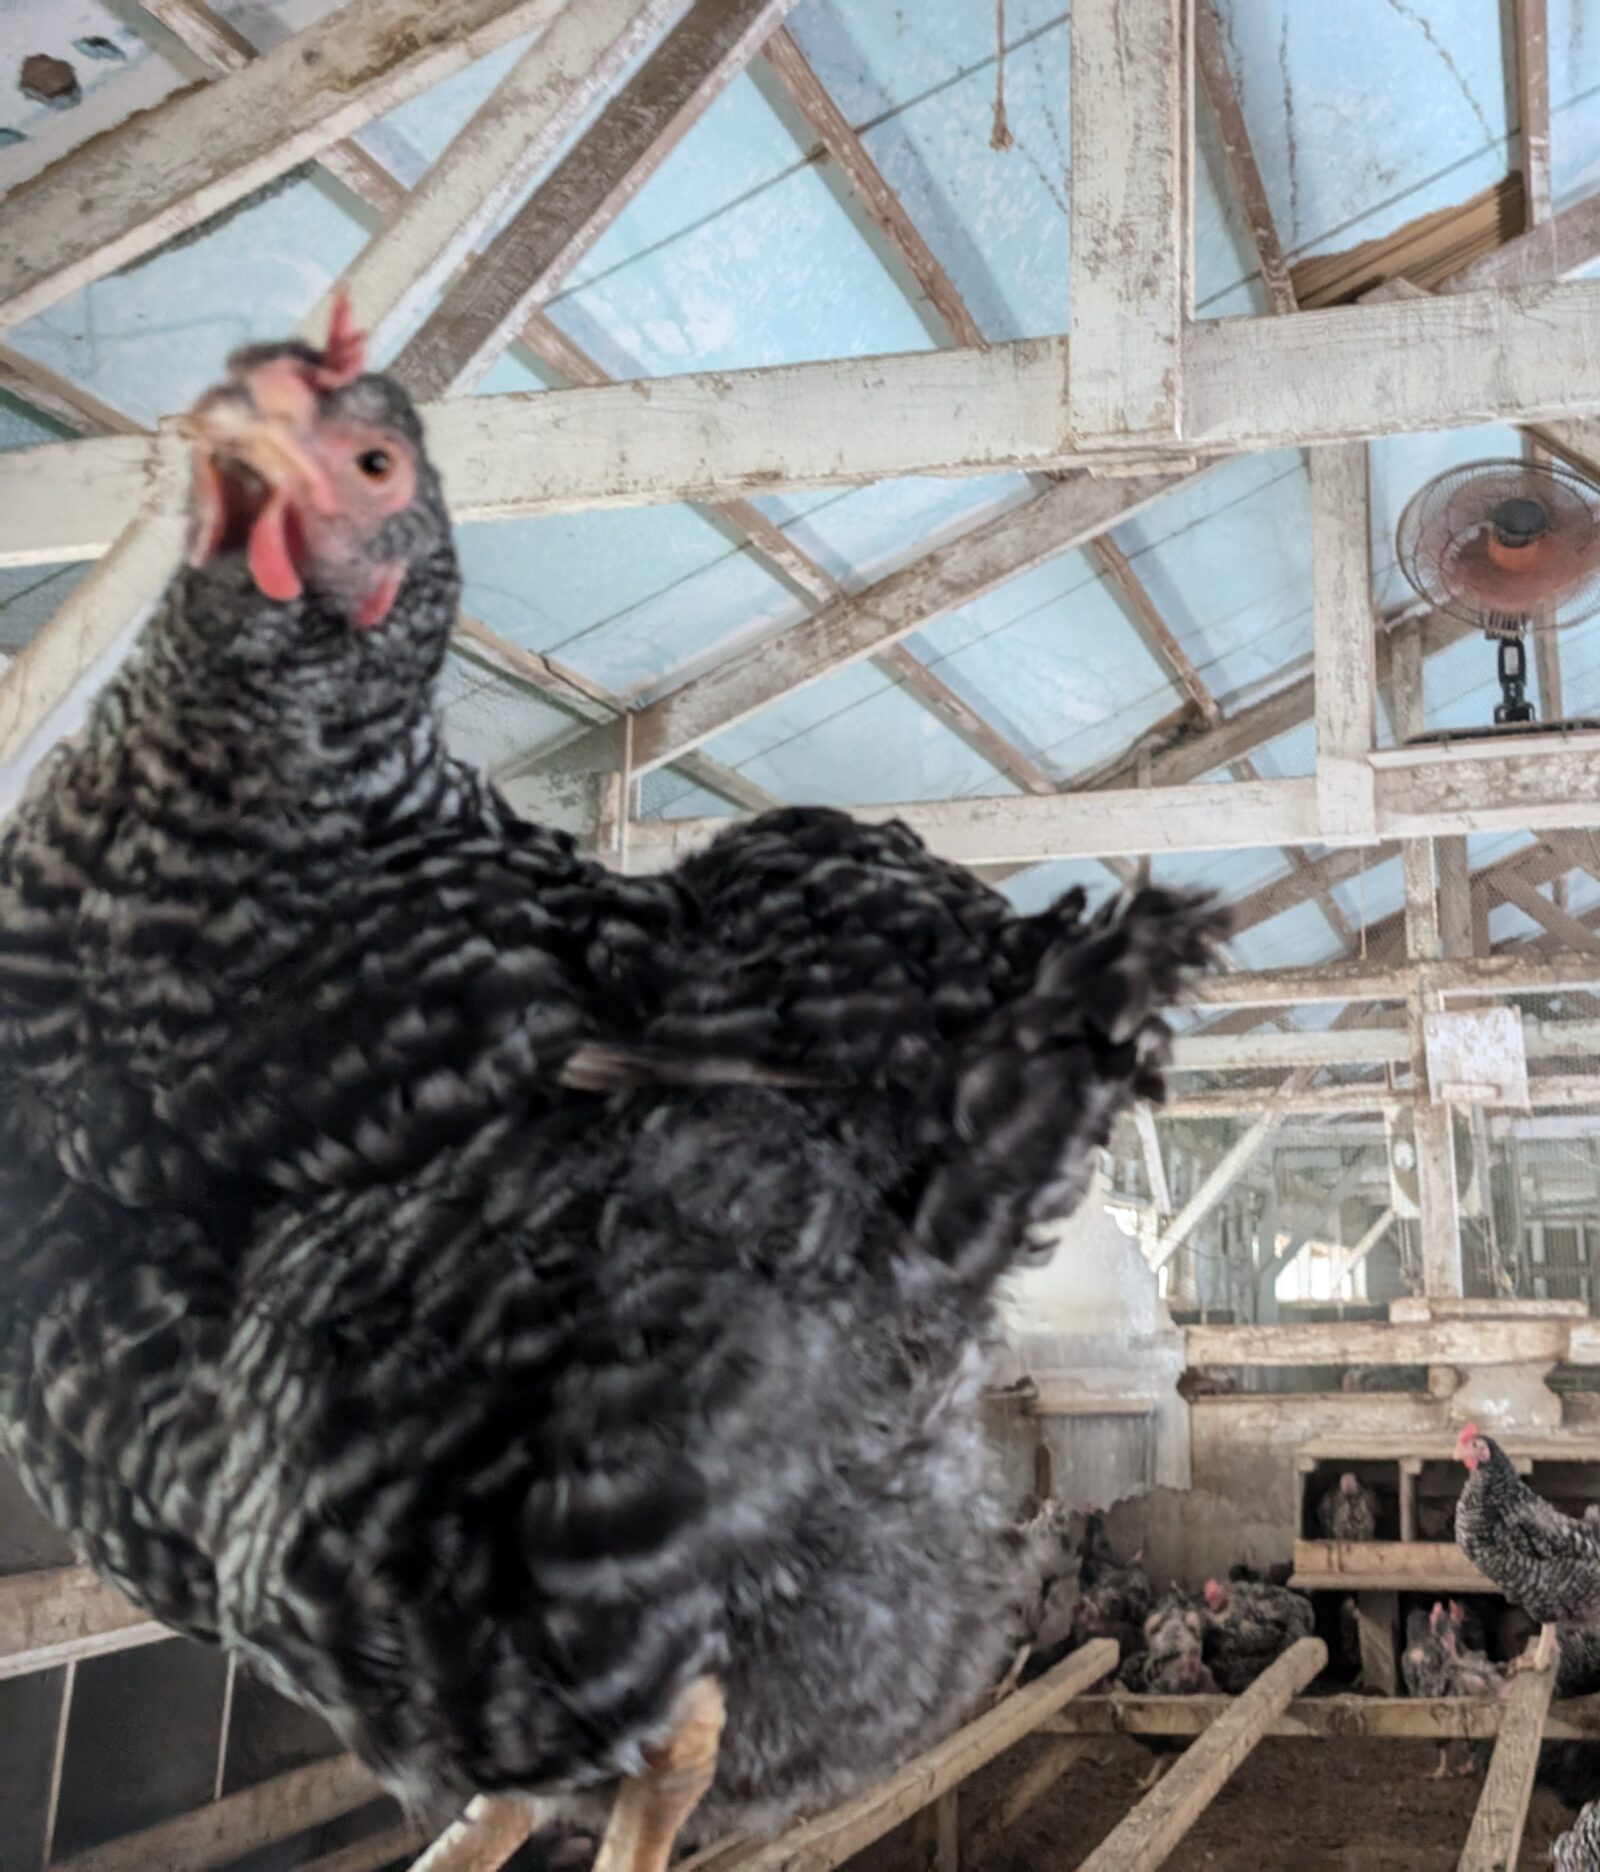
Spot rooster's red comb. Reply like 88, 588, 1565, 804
312, 289, 367, 390
1457, 1421, 1479, 1444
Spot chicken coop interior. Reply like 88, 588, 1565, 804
16, 0, 1600, 1869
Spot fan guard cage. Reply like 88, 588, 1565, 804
1395, 457, 1600, 635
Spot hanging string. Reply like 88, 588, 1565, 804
990, 0, 1014, 151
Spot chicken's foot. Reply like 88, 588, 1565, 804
1508, 1623, 1561, 1676
593, 1677, 725, 1872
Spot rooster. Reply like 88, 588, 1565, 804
0, 304, 1225, 1871
1554, 1802, 1600, 1871
1455, 1426, 1600, 1669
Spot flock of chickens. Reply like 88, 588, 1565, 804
1011, 1506, 1315, 1708
0, 307, 1226, 1868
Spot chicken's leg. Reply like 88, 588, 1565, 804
1508, 1623, 1561, 1676
593, 1678, 725, 1872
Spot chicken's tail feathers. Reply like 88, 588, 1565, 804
908, 886, 1226, 1289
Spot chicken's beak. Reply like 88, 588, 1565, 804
181, 362, 342, 600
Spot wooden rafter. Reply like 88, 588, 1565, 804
534, 471, 1191, 781
757, 28, 984, 348
299, 0, 684, 350
1194, 0, 1295, 314
396, 0, 800, 399
0, 0, 566, 331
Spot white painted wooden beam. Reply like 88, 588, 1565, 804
18, 281, 1600, 558
1312, 444, 1377, 837
1188, 951, 1600, 1007
395, 0, 799, 399
1329, 1208, 1396, 1297
1175, 1017, 1600, 1072
300, 0, 685, 353
0, 447, 186, 807
1067, 0, 1187, 448
621, 735, 1600, 872
627, 774, 1324, 871
0, 0, 567, 333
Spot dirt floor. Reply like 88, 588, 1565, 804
964, 1734, 1582, 1870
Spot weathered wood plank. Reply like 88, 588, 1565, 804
396, 0, 799, 398
1047, 1690, 1600, 1742
0, 1567, 167, 1683
0, 471, 185, 788
1068, 0, 1187, 447
1458, 1637, 1557, 1872
1495, 867, 1600, 954
408, 1796, 542, 1872
52, 1756, 380, 1872
623, 775, 1323, 871
0, 0, 566, 331
1185, 1318, 1572, 1367
1195, 0, 1295, 314
302, 0, 682, 350
1312, 444, 1377, 837
20, 280, 1600, 557
1073, 1639, 1326, 1872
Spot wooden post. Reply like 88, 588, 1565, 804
1072, 1639, 1327, 1872
1067, 0, 1188, 450
1312, 444, 1378, 837
932, 1790, 958, 1872
1457, 1638, 1558, 1871
1356, 1592, 1400, 1696
1392, 620, 1463, 1299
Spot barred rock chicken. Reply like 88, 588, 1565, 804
0, 304, 1225, 1868
1200, 1577, 1314, 1693
1554, 1801, 1600, 1872
1456, 1427, 1600, 1671
1317, 1471, 1379, 1543
1401, 1602, 1500, 1780
1117, 1590, 1215, 1695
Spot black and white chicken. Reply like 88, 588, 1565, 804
0, 304, 1224, 1867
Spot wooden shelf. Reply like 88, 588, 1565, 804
1290, 1539, 1494, 1592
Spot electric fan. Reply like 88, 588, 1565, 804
1394, 457, 1600, 741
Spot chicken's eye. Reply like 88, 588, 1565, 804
356, 448, 393, 481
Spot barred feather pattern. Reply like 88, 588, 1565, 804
1455, 1437, 1600, 1627
0, 365, 1225, 1831
1553, 1798, 1600, 1871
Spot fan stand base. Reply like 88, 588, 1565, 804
1404, 717, 1600, 746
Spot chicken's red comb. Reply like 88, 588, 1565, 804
311, 289, 367, 390
1456, 1421, 1479, 1445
